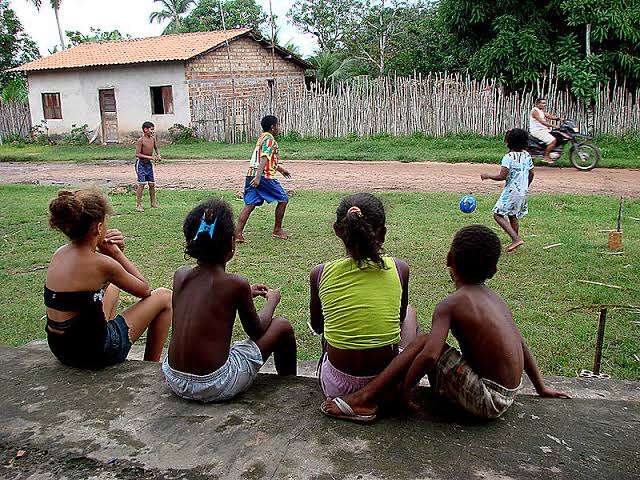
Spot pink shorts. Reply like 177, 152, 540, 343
319, 354, 377, 398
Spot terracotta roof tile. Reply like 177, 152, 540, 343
13, 29, 252, 72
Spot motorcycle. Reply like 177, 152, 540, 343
527, 120, 601, 171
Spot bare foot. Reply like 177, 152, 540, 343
272, 228, 291, 240
541, 157, 556, 164
322, 393, 378, 418
136, 206, 144, 212
507, 239, 525, 252
151, 203, 159, 208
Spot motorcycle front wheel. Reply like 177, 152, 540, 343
570, 143, 601, 171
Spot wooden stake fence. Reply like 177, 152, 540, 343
191, 69, 640, 143
0, 100, 31, 143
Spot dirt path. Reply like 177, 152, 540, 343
1, 159, 638, 197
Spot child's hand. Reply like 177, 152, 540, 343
251, 284, 268, 297
265, 288, 281, 305
538, 386, 571, 399
152, 155, 158, 161
250, 176, 261, 188
98, 240, 123, 258
156, 154, 162, 162
281, 168, 291, 179
104, 229, 125, 252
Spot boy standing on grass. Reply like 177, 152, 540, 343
321, 225, 569, 423
481, 128, 534, 253
235, 115, 291, 242
135, 121, 161, 212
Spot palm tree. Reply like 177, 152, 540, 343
149, 0, 195, 34
309, 52, 358, 84
28, 0, 66, 50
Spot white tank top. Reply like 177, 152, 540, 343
529, 107, 547, 132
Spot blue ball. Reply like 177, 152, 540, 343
460, 195, 477, 213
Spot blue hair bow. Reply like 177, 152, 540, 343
193, 213, 217, 241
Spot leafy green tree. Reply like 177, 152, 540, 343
384, 6, 467, 76
149, 0, 195, 34
180, 0, 267, 32
436, 0, 640, 91
66, 28, 130, 46
559, 0, 640, 96
283, 40, 302, 57
26, 0, 65, 50
1, 1, 40, 90
437, 0, 560, 85
288, 0, 363, 53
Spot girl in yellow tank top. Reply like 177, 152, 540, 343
309, 193, 419, 400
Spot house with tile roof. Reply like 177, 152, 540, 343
13, 29, 310, 143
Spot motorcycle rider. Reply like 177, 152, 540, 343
529, 98, 561, 163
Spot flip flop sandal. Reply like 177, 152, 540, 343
320, 397, 377, 424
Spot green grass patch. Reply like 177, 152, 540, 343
1, 134, 639, 168
0, 185, 638, 379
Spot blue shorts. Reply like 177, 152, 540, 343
135, 159, 155, 183
243, 177, 289, 206
103, 315, 133, 365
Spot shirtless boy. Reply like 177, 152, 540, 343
322, 224, 570, 422
135, 121, 161, 212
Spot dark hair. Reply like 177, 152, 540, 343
49, 188, 114, 241
261, 115, 278, 132
334, 193, 387, 269
450, 225, 501, 284
142, 121, 154, 130
535, 97, 546, 104
505, 128, 529, 152
183, 198, 235, 264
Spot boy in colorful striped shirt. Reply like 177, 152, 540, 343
236, 115, 292, 242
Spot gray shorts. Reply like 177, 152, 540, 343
430, 346, 521, 419
162, 339, 263, 402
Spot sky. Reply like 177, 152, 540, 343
9, 0, 318, 57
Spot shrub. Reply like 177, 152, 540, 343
168, 124, 198, 144
64, 124, 90, 145
283, 130, 301, 141
347, 131, 359, 141
30, 123, 50, 145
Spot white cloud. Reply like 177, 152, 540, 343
9, 0, 317, 57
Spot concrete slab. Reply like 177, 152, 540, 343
1, 345, 639, 479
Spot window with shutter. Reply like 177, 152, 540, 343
42, 93, 62, 119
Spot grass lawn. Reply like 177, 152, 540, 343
1, 134, 640, 169
0, 185, 638, 380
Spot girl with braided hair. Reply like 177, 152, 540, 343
309, 193, 419, 403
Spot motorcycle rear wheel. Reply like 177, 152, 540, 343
570, 143, 600, 171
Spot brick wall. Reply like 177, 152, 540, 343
184, 36, 306, 103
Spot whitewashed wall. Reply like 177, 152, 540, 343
26, 62, 190, 141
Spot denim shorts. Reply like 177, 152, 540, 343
135, 159, 155, 183
103, 315, 133, 365
162, 339, 263, 402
